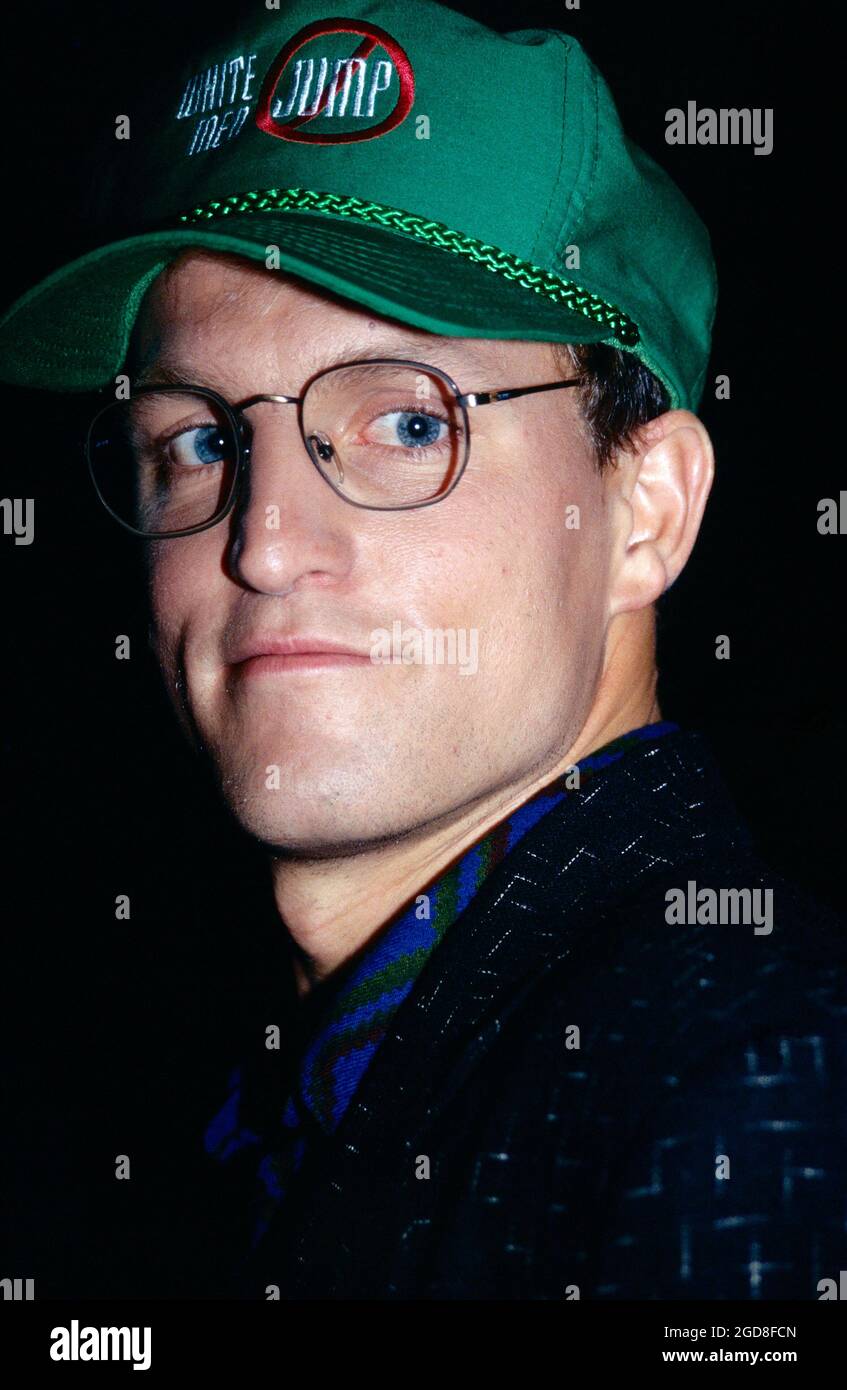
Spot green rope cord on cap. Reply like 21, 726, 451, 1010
175, 187, 640, 347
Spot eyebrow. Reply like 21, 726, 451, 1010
133, 336, 498, 394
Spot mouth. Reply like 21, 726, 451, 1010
228, 634, 374, 678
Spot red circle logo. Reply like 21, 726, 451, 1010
255, 17, 415, 145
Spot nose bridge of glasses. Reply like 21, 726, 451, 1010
232, 391, 336, 511
236, 392, 301, 412
235, 393, 303, 458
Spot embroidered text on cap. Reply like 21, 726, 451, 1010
255, 17, 415, 144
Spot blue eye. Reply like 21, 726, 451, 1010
169, 425, 229, 468
371, 410, 448, 449
397, 412, 444, 447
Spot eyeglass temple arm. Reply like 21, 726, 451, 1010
232, 381, 583, 413
460, 377, 583, 409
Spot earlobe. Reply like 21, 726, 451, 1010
607, 412, 715, 618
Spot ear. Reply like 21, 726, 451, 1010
607, 410, 714, 618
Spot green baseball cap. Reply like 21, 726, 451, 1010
0, 0, 717, 409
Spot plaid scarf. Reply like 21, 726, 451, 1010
205, 720, 678, 1247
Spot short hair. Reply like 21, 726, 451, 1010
552, 341, 670, 470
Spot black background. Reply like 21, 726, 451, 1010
0, 1, 841, 1298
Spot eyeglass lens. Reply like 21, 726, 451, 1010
87, 363, 469, 534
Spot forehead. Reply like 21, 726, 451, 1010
131, 249, 559, 387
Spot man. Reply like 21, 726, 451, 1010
0, 0, 844, 1301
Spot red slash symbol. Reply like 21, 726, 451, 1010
255, 17, 415, 144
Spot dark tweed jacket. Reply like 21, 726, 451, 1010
209, 727, 846, 1301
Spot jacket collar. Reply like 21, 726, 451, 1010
321, 725, 751, 1153
296, 721, 681, 1135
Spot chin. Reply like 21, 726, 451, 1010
210, 759, 406, 857
229, 802, 408, 859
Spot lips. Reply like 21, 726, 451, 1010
229, 633, 370, 663
227, 633, 374, 676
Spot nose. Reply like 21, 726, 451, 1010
226, 400, 356, 596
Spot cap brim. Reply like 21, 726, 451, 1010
0, 212, 617, 391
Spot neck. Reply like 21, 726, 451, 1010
271, 609, 659, 995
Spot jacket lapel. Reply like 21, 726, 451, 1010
240, 728, 751, 1291
334, 728, 749, 1143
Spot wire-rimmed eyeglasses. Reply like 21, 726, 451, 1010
86, 356, 583, 538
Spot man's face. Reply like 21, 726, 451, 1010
137, 251, 616, 855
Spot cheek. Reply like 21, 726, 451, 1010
402, 472, 606, 706
447, 445, 606, 617
145, 538, 218, 668
490, 496, 610, 738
